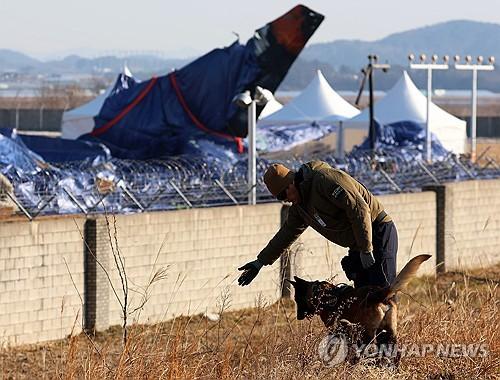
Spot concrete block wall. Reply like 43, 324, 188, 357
382, 192, 436, 276
445, 179, 500, 270
94, 204, 282, 327
0, 180, 499, 345
0, 216, 85, 345
294, 191, 437, 282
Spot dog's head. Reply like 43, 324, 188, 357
287, 276, 334, 320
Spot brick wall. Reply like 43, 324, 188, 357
0, 216, 85, 344
0, 181, 499, 345
445, 180, 500, 270
383, 192, 436, 276
95, 205, 282, 327
294, 191, 436, 282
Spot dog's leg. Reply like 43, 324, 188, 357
337, 319, 362, 364
377, 299, 400, 366
378, 300, 398, 345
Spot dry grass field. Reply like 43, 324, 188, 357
0, 265, 498, 380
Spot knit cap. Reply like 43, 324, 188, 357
263, 163, 294, 196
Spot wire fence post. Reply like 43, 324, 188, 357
62, 187, 88, 214
379, 168, 401, 192
6, 192, 33, 221
118, 180, 144, 211
169, 180, 193, 208
417, 160, 441, 185
214, 179, 238, 205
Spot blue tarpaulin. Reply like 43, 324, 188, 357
0, 128, 110, 163
257, 122, 336, 152
356, 120, 450, 159
82, 45, 252, 159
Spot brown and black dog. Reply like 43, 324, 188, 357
288, 254, 431, 346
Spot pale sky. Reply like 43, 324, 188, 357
2, 0, 500, 59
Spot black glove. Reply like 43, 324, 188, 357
360, 251, 376, 269
341, 255, 357, 281
238, 259, 263, 286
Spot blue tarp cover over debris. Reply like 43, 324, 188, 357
83, 43, 258, 158
77, 5, 325, 159
356, 120, 450, 159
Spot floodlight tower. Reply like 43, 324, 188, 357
454, 55, 495, 162
233, 86, 270, 205
408, 53, 449, 163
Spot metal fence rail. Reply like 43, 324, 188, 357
2, 149, 500, 220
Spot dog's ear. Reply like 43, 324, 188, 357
285, 278, 297, 287
294, 275, 306, 283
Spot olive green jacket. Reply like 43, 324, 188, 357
257, 160, 391, 265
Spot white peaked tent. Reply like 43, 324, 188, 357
258, 70, 360, 126
61, 66, 133, 140
340, 71, 467, 153
61, 88, 111, 139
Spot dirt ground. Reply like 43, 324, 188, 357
0, 265, 499, 379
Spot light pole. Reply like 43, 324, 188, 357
335, 121, 345, 159
408, 53, 449, 163
247, 99, 257, 205
454, 55, 495, 162
233, 86, 270, 205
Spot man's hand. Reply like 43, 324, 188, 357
238, 259, 263, 286
341, 255, 357, 281
360, 251, 376, 269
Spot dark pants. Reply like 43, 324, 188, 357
345, 221, 398, 288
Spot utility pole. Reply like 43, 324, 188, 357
355, 55, 390, 152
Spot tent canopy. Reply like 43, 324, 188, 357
340, 71, 467, 153
259, 70, 360, 126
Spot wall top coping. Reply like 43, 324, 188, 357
0, 202, 281, 224
0, 212, 87, 224
444, 178, 500, 188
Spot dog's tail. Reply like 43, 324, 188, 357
368, 254, 431, 304
384, 254, 431, 300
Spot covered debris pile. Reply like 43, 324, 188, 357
1, 135, 499, 219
